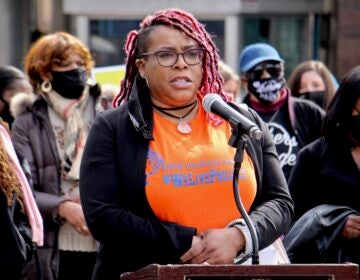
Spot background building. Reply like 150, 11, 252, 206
1, 0, 360, 82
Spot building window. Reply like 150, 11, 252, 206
243, 16, 308, 78
90, 20, 140, 67
90, 19, 224, 67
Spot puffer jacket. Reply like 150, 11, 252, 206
10, 90, 98, 280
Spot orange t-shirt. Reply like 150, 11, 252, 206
145, 102, 257, 232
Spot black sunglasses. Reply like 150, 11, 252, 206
247, 63, 282, 80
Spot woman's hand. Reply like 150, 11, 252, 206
58, 200, 90, 236
180, 233, 204, 263
180, 227, 245, 264
341, 215, 360, 239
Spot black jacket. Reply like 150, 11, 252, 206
0, 153, 37, 279
0, 190, 27, 279
286, 136, 360, 266
283, 204, 360, 265
243, 89, 324, 149
243, 89, 324, 180
288, 137, 360, 221
80, 82, 294, 280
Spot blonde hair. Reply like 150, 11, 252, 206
218, 60, 239, 83
101, 84, 119, 101
218, 60, 240, 99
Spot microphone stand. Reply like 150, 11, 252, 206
228, 126, 259, 265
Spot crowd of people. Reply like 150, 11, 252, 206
0, 7, 359, 280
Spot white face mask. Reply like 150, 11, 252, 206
248, 77, 285, 104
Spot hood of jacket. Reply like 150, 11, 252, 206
126, 77, 154, 140
10, 92, 36, 118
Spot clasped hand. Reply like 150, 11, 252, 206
342, 215, 360, 239
58, 196, 90, 236
180, 227, 245, 265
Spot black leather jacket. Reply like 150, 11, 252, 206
283, 204, 360, 265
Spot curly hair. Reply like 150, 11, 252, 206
0, 120, 22, 207
24, 31, 94, 91
113, 8, 226, 106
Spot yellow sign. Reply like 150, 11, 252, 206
92, 65, 126, 86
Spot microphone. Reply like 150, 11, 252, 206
202, 94, 262, 140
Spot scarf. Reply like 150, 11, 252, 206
0, 123, 43, 246
42, 88, 92, 180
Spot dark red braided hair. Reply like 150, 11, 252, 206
113, 8, 227, 107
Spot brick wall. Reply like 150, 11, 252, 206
335, 0, 360, 79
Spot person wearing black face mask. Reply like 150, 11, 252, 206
283, 65, 360, 266
239, 43, 325, 181
0, 65, 33, 128
10, 32, 101, 280
296, 91, 325, 108
287, 60, 338, 110
51, 68, 87, 100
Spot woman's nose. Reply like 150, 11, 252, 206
173, 54, 188, 69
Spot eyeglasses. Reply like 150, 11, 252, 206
141, 48, 205, 67
246, 63, 282, 80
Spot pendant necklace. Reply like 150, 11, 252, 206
152, 100, 198, 134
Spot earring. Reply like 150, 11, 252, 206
86, 77, 95, 86
40, 81, 52, 93
144, 76, 150, 88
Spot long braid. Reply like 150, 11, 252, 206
113, 31, 139, 105
113, 8, 227, 109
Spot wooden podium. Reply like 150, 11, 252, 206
120, 263, 359, 280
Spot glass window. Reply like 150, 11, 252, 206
90, 20, 141, 67
201, 20, 225, 58
89, 19, 224, 67
243, 16, 308, 79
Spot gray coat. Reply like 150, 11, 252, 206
11, 94, 97, 280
